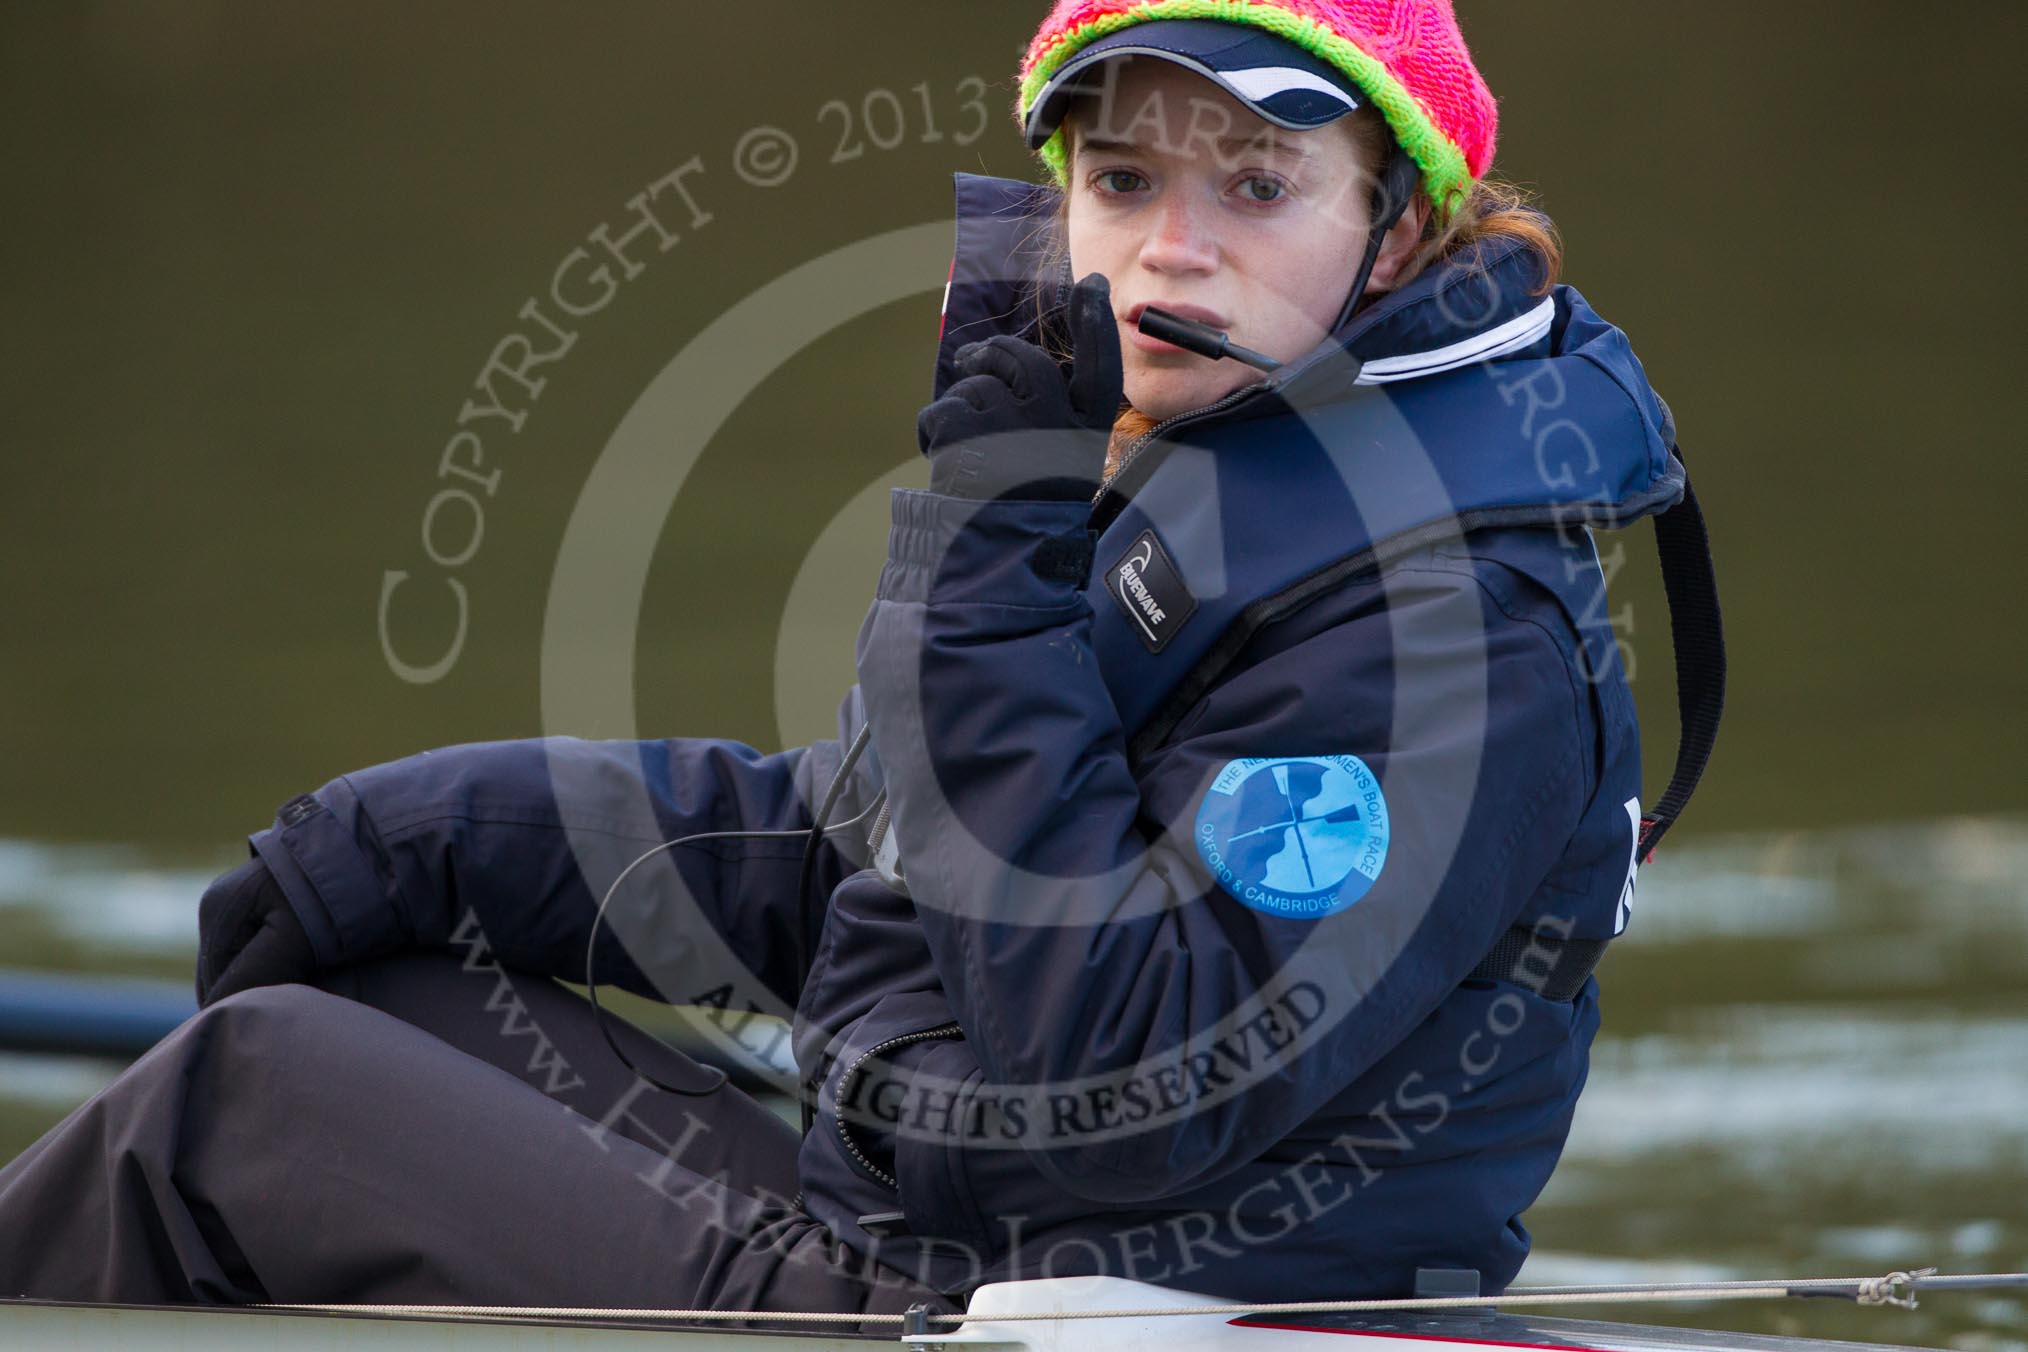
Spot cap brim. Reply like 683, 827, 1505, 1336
1022, 19, 1365, 151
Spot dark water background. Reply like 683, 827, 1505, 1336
2, 4, 2023, 1346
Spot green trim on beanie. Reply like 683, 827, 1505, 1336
1020, 0, 1476, 218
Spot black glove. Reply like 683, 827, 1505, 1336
917, 271, 1123, 503
195, 855, 318, 1007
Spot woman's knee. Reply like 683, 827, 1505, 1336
187, 981, 327, 1038
177, 981, 393, 1081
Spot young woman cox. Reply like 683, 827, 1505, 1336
0, 0, 1718, 1321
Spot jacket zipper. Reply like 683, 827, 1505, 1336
1107, 383, 1269, 490
833, 1022, 963, 1190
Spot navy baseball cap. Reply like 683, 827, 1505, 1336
1021, 18, 1368, 151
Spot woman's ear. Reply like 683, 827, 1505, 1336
1364, 194, 1433, 294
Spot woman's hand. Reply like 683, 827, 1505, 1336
195, 856, 318, 1006
917, 272, 1123, 503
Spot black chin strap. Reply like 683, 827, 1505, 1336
1334, 147, 1423, 331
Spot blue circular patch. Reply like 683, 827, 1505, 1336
1194, 756, 1389, 919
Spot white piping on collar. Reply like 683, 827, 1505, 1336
1353, 295, 1558, 386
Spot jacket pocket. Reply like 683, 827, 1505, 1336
823, 988, 1001, 1257
823, 989, 961, 1193
893, 1037, 995, 1253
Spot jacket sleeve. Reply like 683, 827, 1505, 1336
249, 695, 879, 1008
855, 488, 1595, 1204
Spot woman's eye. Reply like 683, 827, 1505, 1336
1238, 175, 1287, 203
1094, 169, 1146, 195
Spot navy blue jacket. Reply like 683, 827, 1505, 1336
250, 174, 1679, 1303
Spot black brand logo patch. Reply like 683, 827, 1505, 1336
1105, 529, 1197, 653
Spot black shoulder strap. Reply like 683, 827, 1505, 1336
1470, 453, 1725, 996
1634, 462, 1725, 862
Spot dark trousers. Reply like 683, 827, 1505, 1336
0, 951, 948, 1324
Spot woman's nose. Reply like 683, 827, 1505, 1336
1137, 191, 1218, 276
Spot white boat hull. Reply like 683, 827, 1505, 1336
0, 1276, 1934, 1351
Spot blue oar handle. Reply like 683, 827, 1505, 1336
0, 968, 196, 1059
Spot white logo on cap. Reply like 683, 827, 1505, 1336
1220, 65, 1361, 110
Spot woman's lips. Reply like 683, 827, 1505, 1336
1127, 326, 1190, 357
1122, 301, 1231, 357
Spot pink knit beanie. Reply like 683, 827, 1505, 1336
1018, 0, 1498, 215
